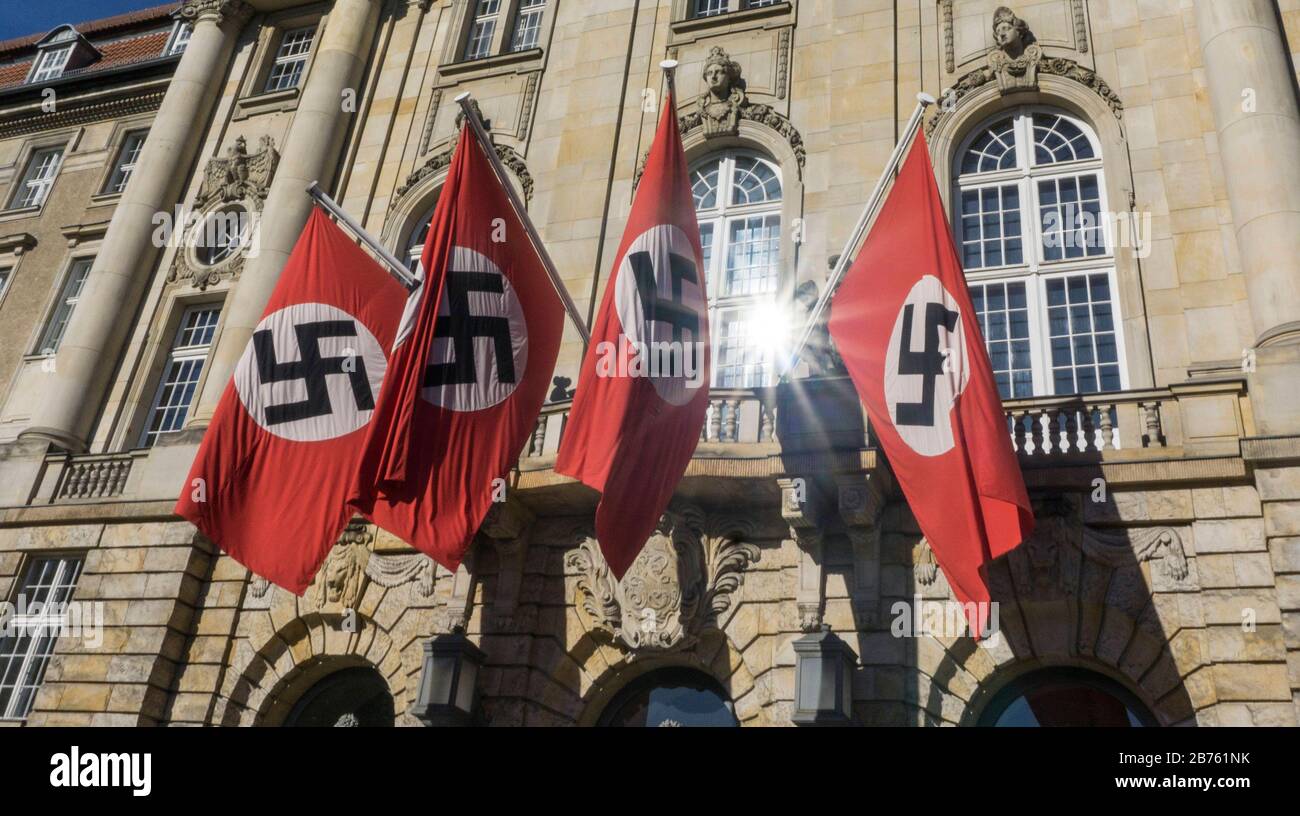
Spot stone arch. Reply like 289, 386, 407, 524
572, 629, 760, 726
218, 611, 408, 726
384, 141, 534, 254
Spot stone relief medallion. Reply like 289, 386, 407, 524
308, 522, 374, 613
565, 503, 759, 653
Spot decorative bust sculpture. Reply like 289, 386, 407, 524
698, 46, 746, 137
988, 6, 1042, 94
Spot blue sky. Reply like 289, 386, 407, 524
1, 1, 172, 42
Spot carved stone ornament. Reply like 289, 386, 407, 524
914, 499, 1191, 594
308, 522, 374, 612
988, 6, 1042, 95
196, 135, 279, 212
394, 141, 533, 206
179, 0, 253, 26
698, 46, 746, 138
565, 503, 759, 652
649, 47, 805, 186
365, 552, 437, 598
167, 135, 279, 290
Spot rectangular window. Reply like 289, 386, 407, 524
264, 26, 315, 92
10, 147, 64, 209
0, 556, 84, 721
140, 305, 222, 448
36, 258, 92, 355
1047, 273, 1121, 395
0, 267, 11, 302
723, 214, 781, 297
971, 281, 1033, 399
959, 184, 1023, 270
464, 0, 501, 60
104, 130, 148, 195
167, 21, 192, 55
694, 0, 728, 16
29, 45, 73, 83
1039, 174, 1105, 261
714, 309, 769, 387
510, 0, 546, 52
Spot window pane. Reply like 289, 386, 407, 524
511, 0, 546, 51
37, 258, 91, 354
464, 0, 501, 60
1045, 273, 1121, 395
729, 156, 782, 205
265, 26, 315, 91
959, 185, 1023, 270
0, 557, 84, 720
1032, 114, 1096, 165
724, 215, 780, 296
694, 0, 727, 17
691, 158, 722, 210
1039, 173, 1106, 260
970, 281, 1032, 399
141, 306, 222, 448
714, 311, 770, 387
961, 117, 1017, 174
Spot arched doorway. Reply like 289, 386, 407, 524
283, 665, 395, 727
977, 667, 1157, 727
597, 668, 738, 727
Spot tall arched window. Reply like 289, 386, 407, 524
403, 199, 439, 272
692, 150, 784, 387
955, 107, 1126, 399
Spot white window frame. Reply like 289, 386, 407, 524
0, 266, 12, 306
28, 44, 73, 83
0, 556, 84, 721
954, 107, 1128, 398
464, 0, 503, 60
138, 304, 222, 448
510, 0, 547, 52
264, 25, 316, 92
9, 146, 64, 210
35, 257, 92, 355
104, 129, 148, 195
166, 20, 192, 55
692, 150, 784, 388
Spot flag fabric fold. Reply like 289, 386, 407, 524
349, 126, 564, 570
175, 208, 407, 594
555, 92, 711, 579
827, 132, 1034, 637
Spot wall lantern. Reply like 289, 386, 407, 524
791, 624, 856, 726
414, 628, 485, 727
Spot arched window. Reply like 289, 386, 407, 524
977, 667, 1157, 727
692, 150, 784, 387
598, 668, 738, 727
403, 199, 439, 272
955, 107, 1126, 399
283, 665, 395, 727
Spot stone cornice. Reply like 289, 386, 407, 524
0, 87, 165, 139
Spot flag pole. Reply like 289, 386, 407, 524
454, 93, 591, 344
305, 181, 420, 292
781, 92, 937, 381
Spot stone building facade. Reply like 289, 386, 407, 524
1, 0, 1299, 726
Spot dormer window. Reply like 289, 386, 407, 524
25, 26, 98, 85
30, 45, 73, 82
166, 21, 193, 56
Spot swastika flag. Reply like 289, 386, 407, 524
348, 126, 564, 570
827, 132, 1034, 638
555, 91, 711, 579
175, 209, 408, 594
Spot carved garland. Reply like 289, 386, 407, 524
565, 503, 759, 653
394, 141, 534, 207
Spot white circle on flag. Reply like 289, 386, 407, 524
234, 302, 387, 442
613, 224, 708, 406
883, 275, 970, 457
420, 246, 528, 412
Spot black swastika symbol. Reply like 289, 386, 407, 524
424, 270, 516, 388
252, 320, 374, 426
629, 249, 699, 343
894, 302, 959, 428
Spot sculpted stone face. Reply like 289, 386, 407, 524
994, 20, 1020, 50
704, 63, 729, 95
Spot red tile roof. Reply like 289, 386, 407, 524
0, 3, 179, 55
0, 7, 179, 91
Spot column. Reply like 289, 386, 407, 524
188, 0, 383, 427
17, 0, 251, 451
1194, 0, 1300, 435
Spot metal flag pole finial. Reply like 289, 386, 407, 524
660, 59, 678, 95
305, 180, 419, 291
454, 93, 591, 343
780, 92, 937, 381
